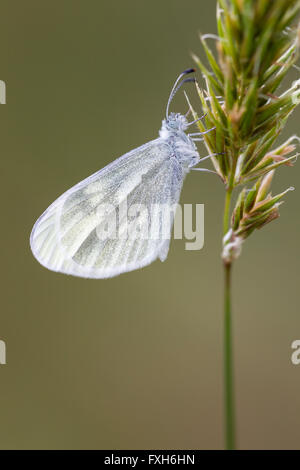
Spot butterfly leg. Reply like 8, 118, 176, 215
191, 167, 217, 175
189, 152, 225, 175
190, 126, 216, 134
197, 152, 225, 163
186, 114, 208, 127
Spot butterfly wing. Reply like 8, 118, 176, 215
30, 139, 185, 278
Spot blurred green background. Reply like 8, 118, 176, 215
0, 0, 299, 450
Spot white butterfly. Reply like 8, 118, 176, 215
30, 69, 215, 278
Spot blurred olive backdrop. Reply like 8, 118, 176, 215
0, 0, 299, 450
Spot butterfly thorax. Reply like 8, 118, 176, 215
159, 113, 200, 171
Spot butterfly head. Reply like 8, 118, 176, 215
166, 112, 188, 130
160, 113, 189, 139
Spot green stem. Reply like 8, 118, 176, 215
223, 186, 235, 450
223, 187, 233, 235
224, 261, 235, 450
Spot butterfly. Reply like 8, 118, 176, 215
30, 69, 215, 278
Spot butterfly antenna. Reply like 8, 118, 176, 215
166, 68, 195, 118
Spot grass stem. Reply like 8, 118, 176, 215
224, 261, 235, 450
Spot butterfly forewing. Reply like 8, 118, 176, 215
30, 139, 184, 278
